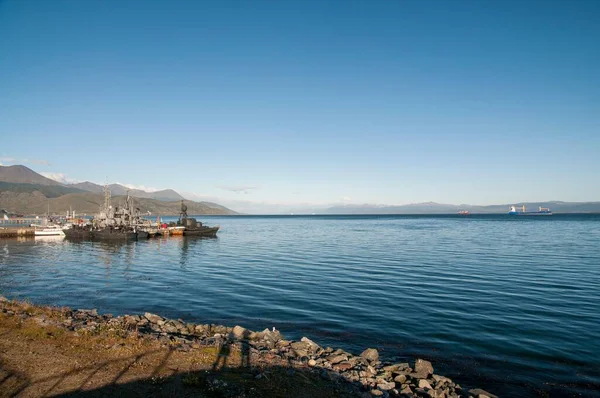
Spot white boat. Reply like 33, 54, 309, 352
32, 225, 65, 236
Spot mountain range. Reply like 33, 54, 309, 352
70, 181, 184, 201
321, 201, 600, 214
2, 165, 599, 215
0, 165, 236, 215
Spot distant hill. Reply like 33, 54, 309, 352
70, 181, 104, 193
0, 165, 63, 186
0, 191, 237, 216
0, 182, 84, 198
70, 182, 184, 202
0, 165, 236, 215
322, 201, 600, 214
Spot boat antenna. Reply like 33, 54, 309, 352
180, 200, 188, 220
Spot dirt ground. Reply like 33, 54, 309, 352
0, 311, 355, 398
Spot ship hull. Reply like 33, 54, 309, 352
63, 227, 92, 239
182, 226, 219, 237
509, 212, 552, 216
91, 229, 137, 241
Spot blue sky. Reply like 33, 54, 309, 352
1, 0, 598, 213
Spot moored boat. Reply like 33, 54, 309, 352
168, 226, 185, 236
178, 201, 219, 238
91, 228, 137, 241
63, 225, 92, 239
32, 225, 65, 237
182, 225, 220, 237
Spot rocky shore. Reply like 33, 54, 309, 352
0, 296, 497, 398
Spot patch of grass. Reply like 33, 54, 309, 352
19, 323, 66, 340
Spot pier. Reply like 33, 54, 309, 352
0, 226, 35, 238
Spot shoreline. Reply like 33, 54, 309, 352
0, 296, 497, 397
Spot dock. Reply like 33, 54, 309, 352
0, 227, 36, 238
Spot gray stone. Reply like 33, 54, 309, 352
194, 325, 206, 334
172, 320, 185, 330
414, 359, 434, 376
377, 380, 396, 391
409, 371, 430, 380
144, 312, 163, 324
400, 385, 413, 395
394, 362, 410, 371
394, 374, 407, 383
300, 336, 321, 351
164, 324, 178, 333
260, 328, 283, 343
468, 388, 498, 398
370, 389, 384, 396
290, 341, 311, 351
326, 354, 348, 364
293, 349, 308, 358
418, 379, 433, 390
276, 340, 291, 348
432, 374, 452, 384
333, 361, 354, 371
360, 348, 379, 362
232, 325, 248, 339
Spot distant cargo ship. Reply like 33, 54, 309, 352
458, 210, 470, 215
508, 205, 552, 216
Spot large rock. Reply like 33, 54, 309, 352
394, 374, 407, 383
414, 358, 434, 376
432, 374, 452, 384
260, 328, 283, 343
377, 380, 396, 391
291, 341, 311, 351
300, 336, 321, 351
418, 379, 433, 390
326, 354, 348, 364
232, 325, 248, 339
144, 312, 163, 324
360, 348, 379, 362
468, 388, 498, 398
333, 361, 354, 371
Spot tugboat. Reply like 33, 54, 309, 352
508, 205, 552, 216
178, 201, 219, 237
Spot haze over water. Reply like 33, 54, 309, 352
1, 214, 599, 396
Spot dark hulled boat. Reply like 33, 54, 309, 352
91, 228, 137, 241
63, 225, 92, 239
178, 201, 219, 238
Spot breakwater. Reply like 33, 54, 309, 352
0, 226, 35, 238
0, 297, 496, 398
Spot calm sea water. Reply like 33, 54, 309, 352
1, 215, 599, 396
